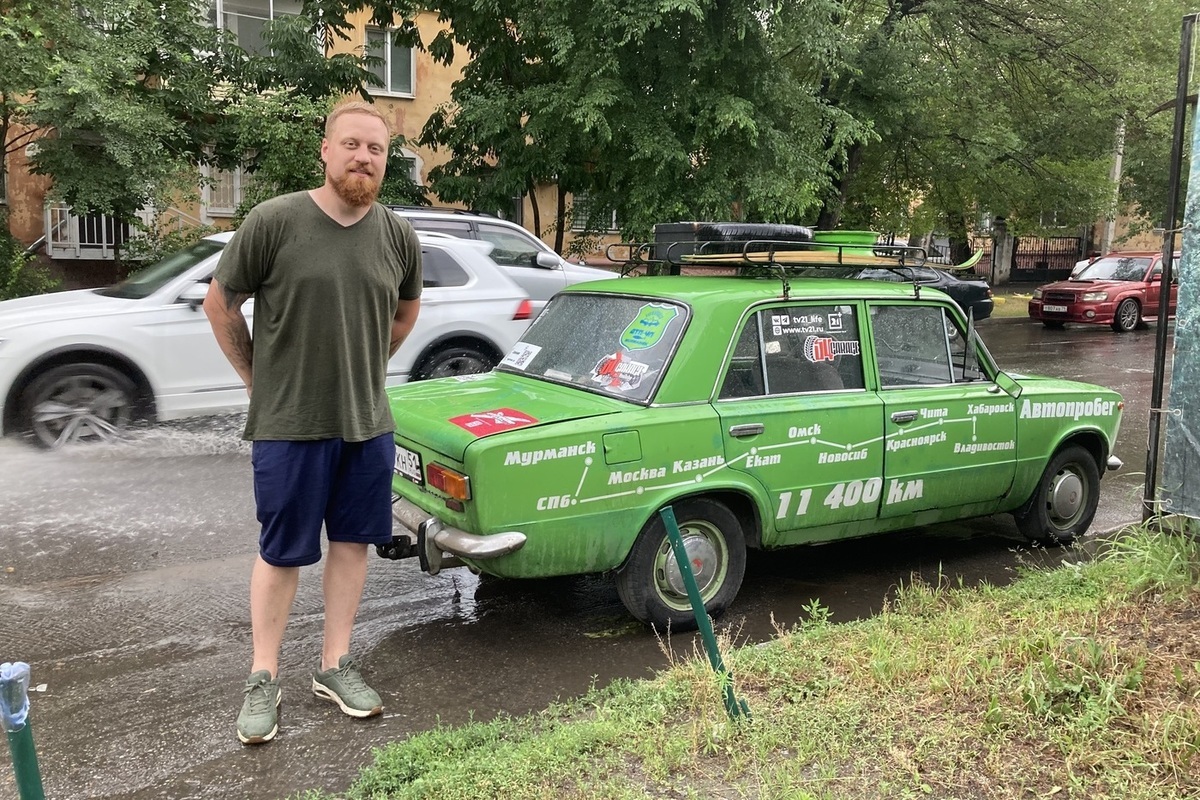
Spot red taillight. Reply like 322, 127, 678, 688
513, 299, 534, 321
427, 463, 471, 500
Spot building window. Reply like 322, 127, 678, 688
570, 193, 617, 232
388, 145, 422, 183
213, 0, 302, 56
366, 27, 415, 96
204, 164, 248, 217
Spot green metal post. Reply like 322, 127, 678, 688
659, 507, 750, 721
2, 662, 46, 800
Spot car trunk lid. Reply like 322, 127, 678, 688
386, 371, 630, 462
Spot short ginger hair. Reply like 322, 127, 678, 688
324, 100, 391, 139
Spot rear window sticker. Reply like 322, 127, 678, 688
620, 303, 680, 351
765, 340, 782, 355
804, 335, 861, 362
500, 342, 542, 370
591, 351, 652, 392
828, 311, 845, 331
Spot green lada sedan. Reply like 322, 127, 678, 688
383, 267, 1124, 629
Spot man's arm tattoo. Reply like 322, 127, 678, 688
223, 317, 253, 372
222, 287, 250, 310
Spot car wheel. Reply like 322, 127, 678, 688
1013, 444, 1100, 546
413, 344, 496, 381
616, 497, 746, 630
1111, 298, 1140, 332
1041, 320, 1065, 329
21, 363, 137, 448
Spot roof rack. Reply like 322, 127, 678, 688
386, 204, 501, 218
605, 238, 929, 300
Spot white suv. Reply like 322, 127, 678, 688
0, 232, 533, 447
390, 207, 617, 314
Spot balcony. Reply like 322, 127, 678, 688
43, 203, 157, 260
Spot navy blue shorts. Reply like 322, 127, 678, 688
251, 433, 394, 567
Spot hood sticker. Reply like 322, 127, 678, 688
620, 303, 680, 351
449, 408, 538, 436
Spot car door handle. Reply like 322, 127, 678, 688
890, 410, 919, 424
728, 423, 764, 438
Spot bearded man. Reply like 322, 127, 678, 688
203, 100, 422, 745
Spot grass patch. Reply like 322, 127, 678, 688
298, 523, 1200, 799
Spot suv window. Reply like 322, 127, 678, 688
421, 246, 470, 288
720, 304, 864, 399
407, 219, 473, 237
476, 223, 547, 267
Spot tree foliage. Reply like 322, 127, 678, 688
2, 0, 1188, 257
332, 0, 1184, 250
2, 0, 420, 236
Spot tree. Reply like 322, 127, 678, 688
810, 0, 1186, 252
352, 0, 863, 246
0, 1, 78, 206
7, 0, 421, 245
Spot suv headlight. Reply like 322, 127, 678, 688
1082, 291, 1108, 302
1032, 288, 1043, 299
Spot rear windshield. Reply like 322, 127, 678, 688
496, 293, 688, 404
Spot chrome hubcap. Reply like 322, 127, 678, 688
1048, 469, 1083, 523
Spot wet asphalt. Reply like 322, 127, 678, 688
0, 315, 1172, 799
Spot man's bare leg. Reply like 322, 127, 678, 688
250, 555, 301, 677
320, 541, 369, 670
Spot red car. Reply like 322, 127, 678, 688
1028, 250, 1179, 332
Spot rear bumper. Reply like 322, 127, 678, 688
391, 497, 526, 576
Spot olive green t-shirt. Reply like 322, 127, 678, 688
214, 192, 422, 441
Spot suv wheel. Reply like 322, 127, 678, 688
21, 363, 137, 448
413, 343, 496, 380
1111, 298, 1141, 332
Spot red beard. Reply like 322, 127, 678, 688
330, 169, 381, 207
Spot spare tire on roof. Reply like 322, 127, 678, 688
652, 221, 815, 268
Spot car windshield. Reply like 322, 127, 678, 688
496, 293, 688, 404
97, 239, 225, 299
1073, 256, 1151, 282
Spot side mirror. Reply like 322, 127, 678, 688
533, 251, 560, 269
178, 282, 209, 309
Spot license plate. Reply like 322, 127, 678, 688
1043, 304, 1068, 313
394, 445, 423, 485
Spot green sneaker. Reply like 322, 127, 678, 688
237, 670, 281, 745
312, 655, 383, 718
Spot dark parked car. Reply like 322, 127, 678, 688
1028, 251, 1179, 332
798, 265, 995, 321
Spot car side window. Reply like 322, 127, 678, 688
719, 304, 863, 399
477, 224, 547, 267
407, 219, 473, 238
719, 318, 766, 399
871, 304, 958, 387
421, 247, 470, 288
